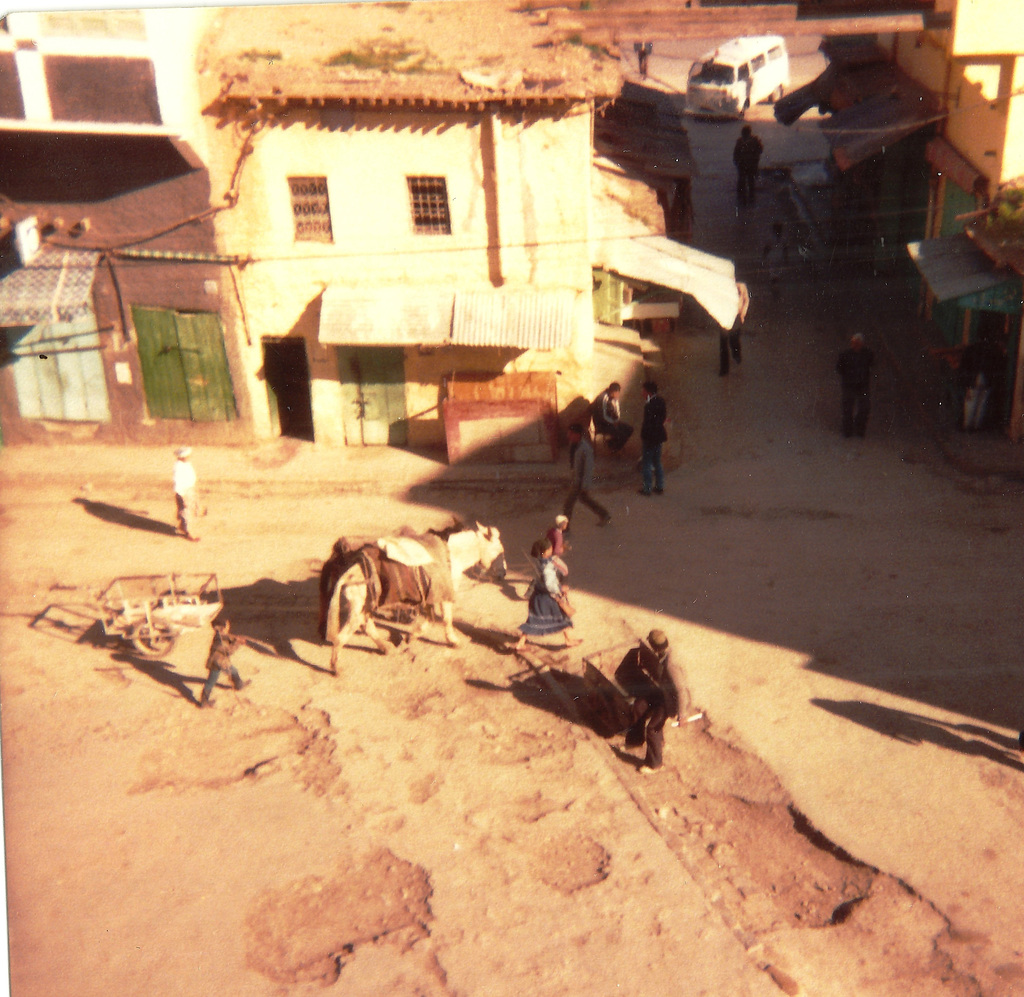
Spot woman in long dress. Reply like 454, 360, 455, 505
514, 538, 582, 650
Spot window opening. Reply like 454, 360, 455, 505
289, 176, 333, 243
407, 176, 452, 234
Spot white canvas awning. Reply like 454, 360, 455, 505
593, 236, 739, 329
318, 288, 454, 345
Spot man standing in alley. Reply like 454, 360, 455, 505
199, 619, 248, 708
615, 629, 683, 774
733, 124, 764, 207
638, 381, 667, 496
836, 333, 875, 438
563, 423, 611, 528
173, 446, 200, 542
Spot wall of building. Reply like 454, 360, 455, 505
951, 0, 1024, 57
0, 167, 253, 446
205, 101, 597, 446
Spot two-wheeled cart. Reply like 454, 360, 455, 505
98, 573, 222, 658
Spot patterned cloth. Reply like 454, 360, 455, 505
0, 248, 99, 325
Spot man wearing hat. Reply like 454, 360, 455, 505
615, 629, 682, 773
173, 447, 200, 542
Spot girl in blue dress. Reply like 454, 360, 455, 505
514, 538, 582, 650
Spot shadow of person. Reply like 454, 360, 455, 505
454, 621, 515, 652
74, 497, 177, 536
112, 650, 202, 705
813, 698, 1024, 773
466, 668, 628, 738
220, 576, 326, 668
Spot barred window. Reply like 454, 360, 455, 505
289, 176, 333, 243
407, 176, 451, 235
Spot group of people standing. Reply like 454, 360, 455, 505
563, 379, 670, 525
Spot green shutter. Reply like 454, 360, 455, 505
134, 306, 190, 419
133, 306, 237, 422
174, 312, 237, 422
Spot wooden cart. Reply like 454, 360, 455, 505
98, 573, 222, 658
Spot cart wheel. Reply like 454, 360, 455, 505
130, 625, 176, 658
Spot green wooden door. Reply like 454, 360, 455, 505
336, 346, 407, 446
133, 307, 237, 421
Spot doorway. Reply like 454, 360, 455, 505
262, 338, 315, 441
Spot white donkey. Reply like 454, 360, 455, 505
318, 522, 506, 672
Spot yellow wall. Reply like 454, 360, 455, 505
204, 102, 597, 445
1002, 57, 1024, 180
952, 0, 1024, 57
894, 29, 951, 94
945, 59, 1017, 183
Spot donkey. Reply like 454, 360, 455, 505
319, 522, 506, 672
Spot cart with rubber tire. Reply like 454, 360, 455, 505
98, 573, 222, 657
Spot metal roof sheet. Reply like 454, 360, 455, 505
907, 234, 1016, 302
593, 236, 739, 329
452, 288, 577, 349
820, 74, 936, 171
318, 287, 454, 346
0, 247, 99, 326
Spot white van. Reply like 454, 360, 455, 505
687, 36, 790, 119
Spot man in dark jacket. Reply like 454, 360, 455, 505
563, 423, 611, 527
733, 124, 764, 206
615, 629, 682, 772
639, 381, 667, 496
836, 333, 875, 437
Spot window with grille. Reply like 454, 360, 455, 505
289, 176, 333, 243
407, 176, 451, 235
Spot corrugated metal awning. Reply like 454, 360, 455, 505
318, 288, 454, 345
593, 235, 739, 329
907, 234, 1016, 302
0, 247, 99, 326
925, 137, 984, 197
452, 288, 577, 349
821, 82, 935, 172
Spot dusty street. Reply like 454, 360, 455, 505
3, 225, 1024, 997
4, 44, 1024, 997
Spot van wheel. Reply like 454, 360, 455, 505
769, 85, 784, 104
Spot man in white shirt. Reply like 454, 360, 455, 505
173, 447, 200, 541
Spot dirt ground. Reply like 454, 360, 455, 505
4, 295, 1020, 996
0, 470, 968, 997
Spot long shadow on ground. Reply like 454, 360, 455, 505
74, 497, 178, 536
813, 698, 1024, 773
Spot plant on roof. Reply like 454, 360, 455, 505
325, 37, 440, 74
241, 49, 283, 64
984, 183, 1024, 241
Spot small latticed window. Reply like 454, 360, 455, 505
407, 176, 451, 234
289, 176, 333, 243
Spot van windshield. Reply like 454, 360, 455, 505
690, 60, 735, 86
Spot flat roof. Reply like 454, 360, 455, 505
200, 2, 623, 109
